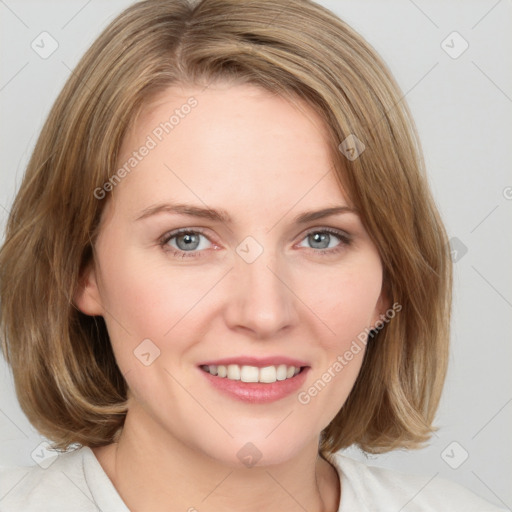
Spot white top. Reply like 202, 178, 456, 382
0, 446, 505, 511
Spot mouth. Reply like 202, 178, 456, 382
200, 363, 304, 384
197, 358, 310, 403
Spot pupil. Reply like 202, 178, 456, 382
310, 232, 329, 249
177, 233, 199, 250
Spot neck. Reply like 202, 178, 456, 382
93, 404, 340, 512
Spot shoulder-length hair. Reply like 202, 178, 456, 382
0, 0, 451, 454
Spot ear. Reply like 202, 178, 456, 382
73, 261, 103, 316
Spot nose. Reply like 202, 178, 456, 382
223, 245, 299, 339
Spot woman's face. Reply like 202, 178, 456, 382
78, 83, 386, 466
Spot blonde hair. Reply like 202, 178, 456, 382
0, 0, 451, 454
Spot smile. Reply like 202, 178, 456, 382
200, 364, 302, 384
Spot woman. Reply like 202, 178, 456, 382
0, 0, 504, 510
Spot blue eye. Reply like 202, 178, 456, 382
160, 229, 212, 258
298, 228, 351, 254
159, 227, 351, 259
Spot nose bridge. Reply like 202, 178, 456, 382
226, 236, 298, 337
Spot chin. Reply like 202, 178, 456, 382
193, 432, 314, 470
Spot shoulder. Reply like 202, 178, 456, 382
331, 452, 506, 512
0, 446, 106, 512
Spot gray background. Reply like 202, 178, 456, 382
0, 0, 511, 509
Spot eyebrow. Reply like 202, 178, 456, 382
135, 202, 356, 224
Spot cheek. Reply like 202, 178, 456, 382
94, 252, 216, 410
95, 247, 228, 376
295, 255, 382, 423
98, 240, 383, 356
308, 255, 383, 348
97, 248, 215, 334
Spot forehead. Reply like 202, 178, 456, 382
109, 83, 349, 216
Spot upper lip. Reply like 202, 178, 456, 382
198, 356, 309, 368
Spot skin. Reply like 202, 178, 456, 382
75, 82, 387, 512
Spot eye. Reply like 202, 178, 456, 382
297, 228, 351, 254
159, 228, 213, 258
159, 227, 352, 259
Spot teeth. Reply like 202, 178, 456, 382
276, 364, 287, 381
259, 366, 276, 383
227, 364, 241, 380
240, 365, 259, 383
203, 364, 302, 384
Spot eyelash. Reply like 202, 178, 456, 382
158, 227, 352, 259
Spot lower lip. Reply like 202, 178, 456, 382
199, 367, 310, 404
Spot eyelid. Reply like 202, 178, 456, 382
300, 226, 352, 244
159, 225, 352, 258
159, 227, 215, 248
